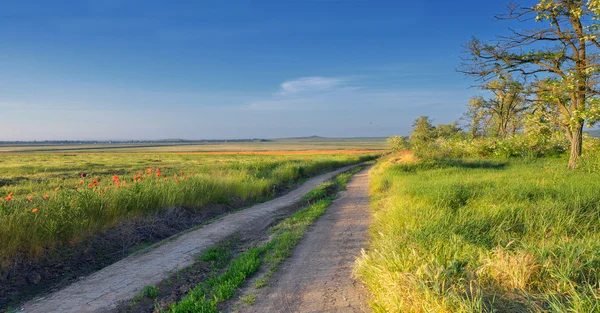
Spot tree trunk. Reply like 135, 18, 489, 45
568, 122, 584, 169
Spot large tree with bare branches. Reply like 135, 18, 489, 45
460, 0, 600, 168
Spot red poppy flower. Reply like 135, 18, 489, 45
43, 194, 49, 200
31, 208, 39, 213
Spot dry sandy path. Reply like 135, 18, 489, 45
20, 165, 359, 313
237, 166, 372, 313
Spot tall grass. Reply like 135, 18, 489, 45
0, 152, 378, 267
356, 153, 600, 312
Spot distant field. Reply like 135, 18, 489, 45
0, 138, 388, 153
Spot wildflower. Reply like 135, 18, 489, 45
43, 194, 49, 200
174, 174, 178, 179
180, 171, 185, 175
88, 183, 93, 188
146, 168, 153, 174
156, 172, 162, 177
55, 187, 60, 191
137, 178, 142, 183
81, 172, 87, 178
176, 180, 180, 183
112, 175, 119, 183
31, 208, 39, 213
164, 178, 170, 182
27, 195, 33, 201
75, 185, 79, 189
79, 180, 84, 185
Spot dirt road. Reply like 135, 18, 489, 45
19, 165, 359, 313
237, 166, 372, 313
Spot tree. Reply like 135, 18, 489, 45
435, 122, 463, 139
460, 0, 600, 168
465, 76, 529, 139
409, 116, 436, 150
465, 96, 492, 138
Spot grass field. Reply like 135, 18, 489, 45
0, 148, 380, 269
356, 153, 600, 312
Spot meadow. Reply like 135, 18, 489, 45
0, 149, 379, 270
356, 153, 600, 312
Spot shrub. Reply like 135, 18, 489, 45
386, 135, 411, 152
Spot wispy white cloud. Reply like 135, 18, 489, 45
278, 76, 348, 95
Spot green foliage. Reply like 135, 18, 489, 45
460, 0, 600, 167
434, 122, 463, 139
409, 116, 436, 152
357, 155, 600, 312
386, 135, 410, 152
132, 285, 159, 303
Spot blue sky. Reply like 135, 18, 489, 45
0, 0, 522, 140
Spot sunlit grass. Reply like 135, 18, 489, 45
356, 153, 600, 312
0, 152, 378, 267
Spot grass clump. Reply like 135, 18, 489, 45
355, 153, 600, 312
239, 294, 256, 306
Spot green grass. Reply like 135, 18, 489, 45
164, 166, 363, 312
0, 151, 378, 268
356, 154, 600, 312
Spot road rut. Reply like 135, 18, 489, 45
237, 166, 371, 313
20, 165, 359, 313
